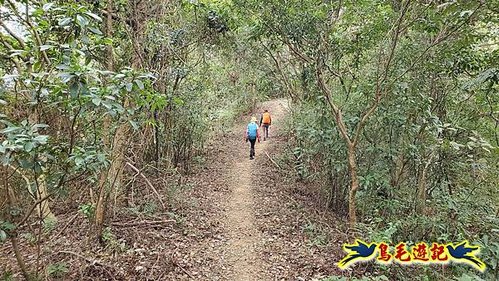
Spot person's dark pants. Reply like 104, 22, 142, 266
249, 137, 256, 158
262, 124, 269, 139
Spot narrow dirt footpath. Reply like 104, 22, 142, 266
159, 98, 344, 280
226, 158, 262, 279
224, 99, 288, 280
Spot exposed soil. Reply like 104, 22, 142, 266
1, 99, 348, 280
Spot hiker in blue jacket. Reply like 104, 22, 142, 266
245, 116, 261, 160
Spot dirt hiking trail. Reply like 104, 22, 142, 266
166, 98, 345, 280
224, 99, 288, 280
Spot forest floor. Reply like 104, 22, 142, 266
2, 99, 349, 280
162, 98, 348, 280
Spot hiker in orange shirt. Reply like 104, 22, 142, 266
259, 109, 272, 141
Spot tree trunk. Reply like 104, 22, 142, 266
95, 122, 129, 241
347, 144, 359, 227
10, 235, 29, 280
416, 165, 427, 213
94, 0, 116, 242
33, 174, 56, 222
94, 170, 108, 242
3, 166, 30, 279
95, 0, 144, 241
416, 155, 432, 213
28, 109, 56, 223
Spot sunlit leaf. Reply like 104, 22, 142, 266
24, 142, 34, 152
1, 127, 19, 134
88, 27, 103, 35
129, 120, 139, 130
42, 2, 55, 11
33, 135, 49, 144
76, 15, 89, 27
125, 83, 133, 92
58, 17, 71, 26
92, 97, 101, 106
0, 229, 6, 242
85, 12, 102, 22
40, 45, 55, 51
135, 80, 144, 90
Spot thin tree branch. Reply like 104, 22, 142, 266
15, 193, 53, 228
352, 0, 411, 146
0, 18, 26, 49
316, 62, 352, 146
125, 162, 166, 209
5, 0, 50, 65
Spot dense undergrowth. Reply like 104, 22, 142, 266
264, 0, 499, 279
0, 0, 271, 279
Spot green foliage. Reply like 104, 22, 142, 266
237, 0, 499, 280
78, 203, 95, 219
167, 211, 185, 225
455, 273, 487, 281
0, 121, 49, 166
478, 235, 499, 278
0, 221, 15, 234
141, 201, 157, 216
0, 229, 6, 243
20, 232, 37, 245
0, 0, 160, 195
46, 262, 69, 278
1, 271, 14, 281
0, 0, 168, 276
102, 227, 126, 253
303, 222, 329, 247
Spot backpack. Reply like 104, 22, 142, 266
262, 112, 271, 124
247, 122, 258, 139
